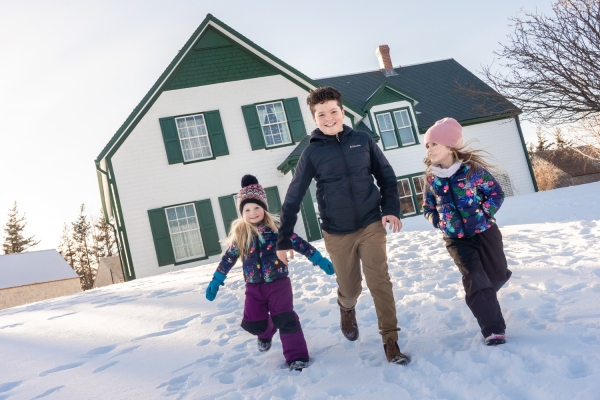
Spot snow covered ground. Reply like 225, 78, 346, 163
1, 182, 600, 400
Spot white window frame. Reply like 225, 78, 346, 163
175, 114, 213, 162
412, 175, 426, 213
397, 178, 416, 216
256, 101, 292, 147
393, 109, 416, 146
232, 194, 241, 217
376, 113, 399, 149
165, 204, 205, 262
375, 107, 417, 149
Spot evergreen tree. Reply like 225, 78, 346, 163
535, 126, 553, 152
554, 127, 574, 149
92, 208, 117, 264
58, 223, 76, 269
2, 201, 40, 254
71, 204, 96, 290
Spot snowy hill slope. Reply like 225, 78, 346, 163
1, 182, 600, 399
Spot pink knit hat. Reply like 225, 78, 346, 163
424, 118, 463, 148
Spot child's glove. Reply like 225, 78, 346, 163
308, 251, 335, 275
205, 271, 227, 301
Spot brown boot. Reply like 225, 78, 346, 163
340, 307, 359, 341
384, 339, 410, 365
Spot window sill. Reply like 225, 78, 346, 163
172, 255, 210, 266
264, 142, 296, 151
182, 156, 217, 165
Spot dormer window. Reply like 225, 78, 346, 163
375, 107, 417, 149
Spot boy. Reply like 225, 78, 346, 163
276, 86, 410, 365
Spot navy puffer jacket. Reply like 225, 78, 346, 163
277, 125, 400, 250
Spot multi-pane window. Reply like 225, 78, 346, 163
375, 108, 417, 149
175, 114, 212, 162
412, 175, 425, 212
376, 113, 399, 149
165, 204, 205, 262
394, 110, 415, 145
256, 101, 292, 147
397, 178, 416, 216
397, 174, 426, 217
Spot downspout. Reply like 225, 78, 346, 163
514, 115, 539, 192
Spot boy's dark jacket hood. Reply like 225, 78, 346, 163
277, 125, 400, 250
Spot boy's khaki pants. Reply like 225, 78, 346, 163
323, 221, 400, 343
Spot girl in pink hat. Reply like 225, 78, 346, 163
422, 118, 512, 346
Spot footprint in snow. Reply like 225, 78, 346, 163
156, 373, 201, 395
108, 345, 141, 359
31, 385, 65, 399
81, 344, 118, 358
92, 361, 119, 373
39, 362, 85, 377
0, 323, 23, 329
47, 312, 78, 320
197, 339, 211, 346
0, 380, 23, 394
131, 327, 186, 342
162, 314, 201, 329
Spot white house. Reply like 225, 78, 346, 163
95, 14, 537, 281
0, 249, 82, 310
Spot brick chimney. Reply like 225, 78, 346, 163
376, 45, 397, 76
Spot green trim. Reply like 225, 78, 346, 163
367, 113, 381, 142
277, 156, 299, 175
515, 115, 539, 192
174, 255, 210, 266
106, 159, 136, 281
396, 172, 426, 218
374, 107, 419, 150
289, 166, 322, 241
95, 13, 364, 164
246, 98, 304, 151
362, 82, 419, 112
419, 113, 518, 134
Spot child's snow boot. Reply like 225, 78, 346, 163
257, 337, 272, 352
288, 360, 309, 371
340, 306, 359, 341
384, 339, 411, 365
485, 333, 506, 346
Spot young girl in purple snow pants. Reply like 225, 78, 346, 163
422, 118, 512, 346
205, 174, 334, 371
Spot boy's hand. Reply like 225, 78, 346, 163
277, 250, 294, 266
382, 215, 402, 233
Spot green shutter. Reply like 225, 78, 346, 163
218, 195, 238, 235
283, 97, 307, 142
194, 199, 222, 256
159, 117, 184, 165
264, 186, 282, 214
147, 208, 175, 266
205, 110, 229, 157
242, 104, 266, 150
299, 190, 322, 241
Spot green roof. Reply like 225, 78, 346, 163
316, 59, 520, 131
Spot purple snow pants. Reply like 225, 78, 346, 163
241, 277, 309, 364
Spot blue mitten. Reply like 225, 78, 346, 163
309, 251, 335, 275
206, 271, 227, 301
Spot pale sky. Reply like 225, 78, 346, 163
0, 0, 554, 251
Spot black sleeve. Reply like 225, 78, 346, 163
276, 147, 316, 250
368, 136, 400, 217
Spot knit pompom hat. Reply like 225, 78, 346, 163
424, 117, 463, 148
237, 175, 268, 214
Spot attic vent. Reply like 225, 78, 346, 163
376, 45, 397, 77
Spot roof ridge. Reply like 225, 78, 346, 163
315, 58, 455, 81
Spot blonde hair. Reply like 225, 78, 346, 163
222, 210, 280, 260
423, 139, 498, 179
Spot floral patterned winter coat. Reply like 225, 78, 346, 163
423, 163, 505, 238
216, 225, 316, 284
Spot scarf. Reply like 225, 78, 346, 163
430, 161, 463, 178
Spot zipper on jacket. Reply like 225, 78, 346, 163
446, 178, 468, 235
336, 137, 360, 229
